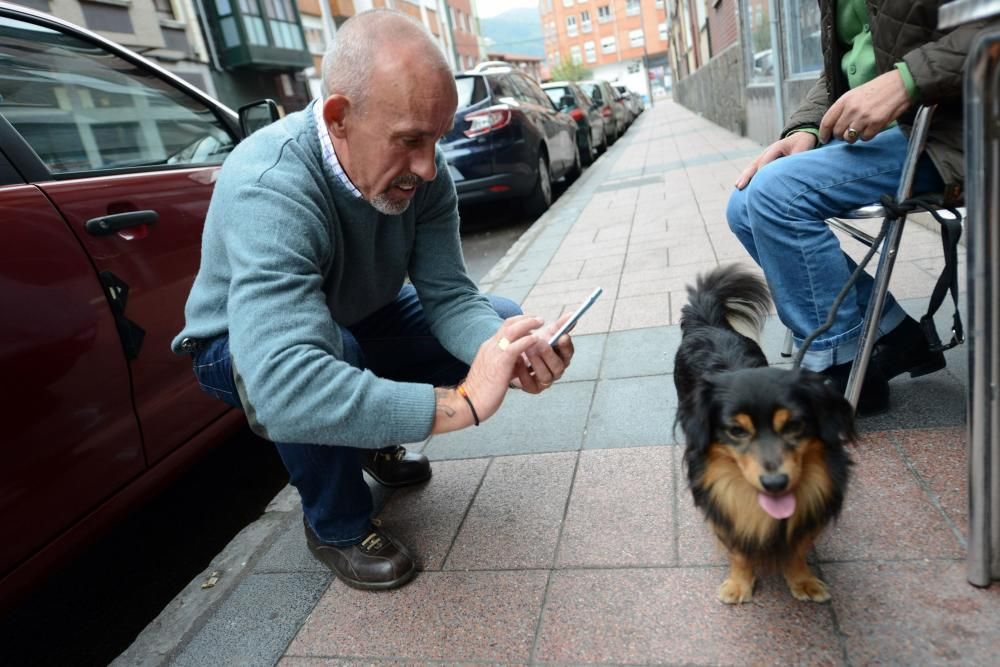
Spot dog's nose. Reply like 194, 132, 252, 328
760, 473, 789, 493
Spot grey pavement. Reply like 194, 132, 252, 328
115, 98, 998, 667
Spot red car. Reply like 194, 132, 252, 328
0, 2, 272, 609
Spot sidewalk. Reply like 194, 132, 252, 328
118, 99, 998, 666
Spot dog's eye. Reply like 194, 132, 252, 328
726, 425, 750, 439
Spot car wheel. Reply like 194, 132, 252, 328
580, 131, 594, 167
598, 127, 609, 155
568, 142, 582, 180
523, 153, 552, 218
607, 122, 617, 145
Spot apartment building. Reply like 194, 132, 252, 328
540, 0, 670, 98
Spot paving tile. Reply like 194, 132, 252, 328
609, 293, 673, 330
585, 375, 678, 448
858, 371, 967, 431
816, 431, 964, 561
445, 451, 576, 570
826, 560, 1000, 665
286, 571, 547, 663
173, 572, 330, 667
600, 325, 679, 378
893, 426, 969, 537
378, 458, 490, 571
423, 381, 594, 460
557, 447, 675, 567
560, 331, 604, 382
535, 568, 844, 665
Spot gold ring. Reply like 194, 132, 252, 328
845, 127, 859, 142
498, 337, 510, 351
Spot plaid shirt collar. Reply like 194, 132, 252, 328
314, 100, 362, 199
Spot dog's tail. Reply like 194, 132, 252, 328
680, 265, 772, 343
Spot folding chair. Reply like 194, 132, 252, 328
779, 105, 964, 411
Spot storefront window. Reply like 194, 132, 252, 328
743, 0, 774, 83
783, 0, 822, 76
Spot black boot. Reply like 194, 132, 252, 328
820, 360, 890, 417
872, 315, 947, 380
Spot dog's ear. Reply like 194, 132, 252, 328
678, 374, 719, 458
797, 370, 857, 446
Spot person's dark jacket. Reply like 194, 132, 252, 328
783, 0, 990, 195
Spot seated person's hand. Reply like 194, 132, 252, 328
735, 132, 816, 190
819, 70, 911, 145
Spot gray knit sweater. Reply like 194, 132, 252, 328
172, 100, 502, 446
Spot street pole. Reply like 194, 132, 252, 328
767, 0, 786, 132
638, 0, 654, 107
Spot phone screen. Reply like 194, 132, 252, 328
548, 287, 603, 347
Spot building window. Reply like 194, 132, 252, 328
597, 5, 612, 23
601, 35, 616, 53
629, 28, 644, 48
655, 0, 664, 6
584, 40, 596, 63
563, 0, 573, 7
153, 0, 177, 20
744, 0, 774, 82
580, 10, 591, 32
239, 0, 268, 47
262, 0, 304, 50
783, 0, 822, 76
626, 0, 640, 16
566, 15, 577, 37
658, 22, 667, 41
570, 45, 582, 64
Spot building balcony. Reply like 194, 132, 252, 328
205, 0, 312, 70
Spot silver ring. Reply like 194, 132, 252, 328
845, 127, 859, 142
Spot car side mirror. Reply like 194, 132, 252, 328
238, 99, 281, 138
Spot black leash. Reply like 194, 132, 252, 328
792, 194, 964, 369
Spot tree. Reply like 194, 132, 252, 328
549, 60, 592, 81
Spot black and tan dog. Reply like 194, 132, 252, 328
673, 265, 855, 604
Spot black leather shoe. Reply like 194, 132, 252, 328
361, 446, 431, 487
303, 517, 416, 590
820, 360, 890, 417
872, 315, 947, 380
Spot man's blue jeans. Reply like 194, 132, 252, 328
726, 127, 944, 371
192, 285, 520, 545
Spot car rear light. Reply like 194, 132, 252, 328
601, 105, 612, 118
488, 185, 511, 193
464, 105, 512, 137
570, 108, 585, 121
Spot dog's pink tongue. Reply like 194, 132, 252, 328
758, 491, 796, 519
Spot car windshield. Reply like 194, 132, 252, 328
579, 82, 600, 100
543, 86, 570, 107
454, 75, 487, 109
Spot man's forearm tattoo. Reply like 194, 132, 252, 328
434, 387, 456, 418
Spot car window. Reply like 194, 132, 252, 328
488, 75, 519, 104
507, 74, 541, 106
520, 76, 557, 108
543, 86, 571, 107
581, 82, 602, 104
454, 75, 487, 109
0, 15, 235, 175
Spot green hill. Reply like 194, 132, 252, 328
479, 7, 544, 58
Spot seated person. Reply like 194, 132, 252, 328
173, 9, 575, 590
726, 0, 986, 414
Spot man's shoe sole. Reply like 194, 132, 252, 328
905, 354, 947, 379
305, 540, 417, 591
361, 468, 432, 488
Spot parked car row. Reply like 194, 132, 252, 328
440, 62, 643, 218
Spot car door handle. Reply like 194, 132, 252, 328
85, 210, 158, 236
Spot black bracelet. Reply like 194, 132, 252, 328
457, 383, 480, 426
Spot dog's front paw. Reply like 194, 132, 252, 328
718, 577, 755, 604
788, 576, 830, 602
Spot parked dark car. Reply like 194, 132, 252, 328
578, 79, 628, 145
542, 80, 607, 166
0, 2, 274, 610
615, 84, 644, 120
441, 63, 580, 217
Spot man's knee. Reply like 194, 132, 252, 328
726, 186, 751, 236
488, 294, 522, 320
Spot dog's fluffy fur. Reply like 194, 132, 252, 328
674, 265, 855, 604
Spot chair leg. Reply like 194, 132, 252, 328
781, 328, 794, 358
844, 215, 908, 409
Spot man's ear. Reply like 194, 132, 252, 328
322, 94, 350, 139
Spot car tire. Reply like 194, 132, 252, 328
523, 153, 552, 218
580, 131, 594, 167
597, 128, 609, 155
607, 121, 617, 145
568, 142, 582, 180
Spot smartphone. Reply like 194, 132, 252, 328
548, 287, 603, 347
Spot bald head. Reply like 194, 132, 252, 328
321, 9, 454, 113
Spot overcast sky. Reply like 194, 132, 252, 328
475, 0, 539, 19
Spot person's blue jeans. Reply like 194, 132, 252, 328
726, 127, 944, 371
192, 285, 521, 545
